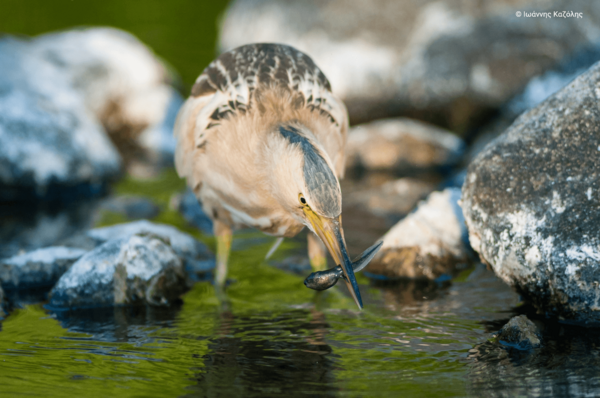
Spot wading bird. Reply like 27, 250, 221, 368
174, 43, 363, 308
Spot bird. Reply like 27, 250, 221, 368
173, 43, 363, 308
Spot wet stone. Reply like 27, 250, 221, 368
495, 315, 541, 350
49, 233, 188, 308
367, 188, 470, 280
345, 118, 464, 172
0, 247, 87, 290
461, 60, 600, 325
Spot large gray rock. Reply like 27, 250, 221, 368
367, 188, 469, 279
0, 37, 121, 200
219, 0, 600, 130
0, 247, 87, 290
49, 233, 188, 308
345, 118, 464, 172
32, 28, 178, 164
462, 61, 600, 325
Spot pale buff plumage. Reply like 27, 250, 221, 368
173, 43, 365, 307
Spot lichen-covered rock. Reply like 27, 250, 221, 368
49, 233, 188, 308
0, 247, 87, 290
367, 188, 469, 279
461, 61, 600, 325
495, 315, 541, 350
0, 37, 121, 200
345, 118, 464, 172
32, 28, 177, 163
219, 0, 600, 130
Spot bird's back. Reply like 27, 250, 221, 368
174, 43, 348, 232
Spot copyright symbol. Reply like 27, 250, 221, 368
516, 11, 522, 17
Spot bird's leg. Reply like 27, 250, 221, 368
307, 232, 328, 271
214, 220, 232, 287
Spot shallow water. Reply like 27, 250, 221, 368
4, 170, 600, 397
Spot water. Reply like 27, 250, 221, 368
3, 2, 600, 397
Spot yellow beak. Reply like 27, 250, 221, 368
303, 208, 363, 309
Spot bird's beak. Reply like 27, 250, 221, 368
303, 209, 363, 309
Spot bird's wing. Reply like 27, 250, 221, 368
174, 43, 348, 187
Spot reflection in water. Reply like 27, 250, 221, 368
185, 310, 338, 397
0, 200, 101, 258
468, 319, 600, 397
52, 304, 183, 343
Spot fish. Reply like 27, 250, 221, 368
304, 240, 383, 291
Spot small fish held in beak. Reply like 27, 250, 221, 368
304, 240, 383, 291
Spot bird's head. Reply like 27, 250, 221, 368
269, 123, 363, 309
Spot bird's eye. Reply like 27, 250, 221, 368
299, 195, 307, 205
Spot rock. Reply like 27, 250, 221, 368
461, 61, 600, 325
345, 177, 437, 218
62, 220, 214, 277
0, 247, 87, 290
0, 37, 122, 200
98, 195, 160, 221
219, 0, 600, 130
31, 27, 177, 165
173, 189, 214, 235
367, 188, 469, 279
495, 315, 541, 350
49, 233, 188, 308
345, 118, 464, 172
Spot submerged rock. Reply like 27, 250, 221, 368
461, 61, 600, 325
0, 247, 87, 290
345, 118, 464, 172
495, 315, 541, 350
49, 233, 188, 308
367, 188, 469, 279
219, 0, 600, 130
0, 37, 121, 200
32, 27, 177, 166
